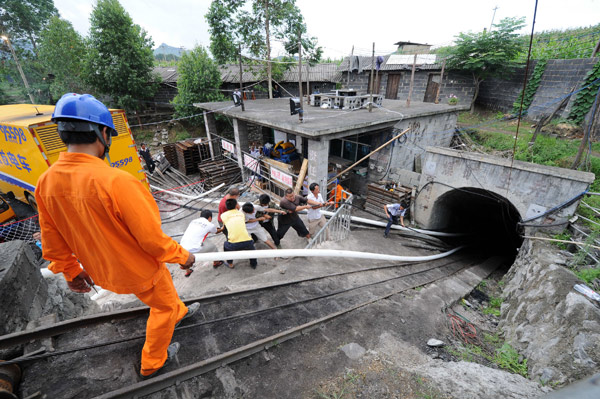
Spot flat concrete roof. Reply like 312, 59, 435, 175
195, 98, 469, 139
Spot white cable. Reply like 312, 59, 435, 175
192, 246, 464, 264
151, 183, 224, 200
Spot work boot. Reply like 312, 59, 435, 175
139, 342, 180, 380
276, 244, 282, 249
175, 302, 200, 328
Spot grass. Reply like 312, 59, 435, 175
575, 268, 600, 285
482, 296, 502, 317
315, 370, 361, 399
552, 232, 572, 250
447, 342, 528, 378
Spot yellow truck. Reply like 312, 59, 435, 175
0, 104, 149, 211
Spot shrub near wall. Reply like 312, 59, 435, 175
568, 59, 600, 125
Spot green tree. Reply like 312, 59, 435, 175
84, 0, 157, 110
445, 17, 526, 112
172, 46, 224, 125
38, 16, 88, 101
0, 0, 58, 55
206, 0, 321, 98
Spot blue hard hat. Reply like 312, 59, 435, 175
52, 93, 117, 136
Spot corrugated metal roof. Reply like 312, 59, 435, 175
153, 66, 179, 83
338, 54, 443, 72
220, 63, 342, 83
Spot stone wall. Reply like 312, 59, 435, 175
500, 238, 600, 384
341, 70, 476, 106
477, 58, 599, 120
0, 241, 47, 336
221, 82, 337, 100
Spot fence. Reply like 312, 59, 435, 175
305, 190, 353, 249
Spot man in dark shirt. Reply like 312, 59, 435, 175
139, 143, 156, 174
277, 188, 320, 242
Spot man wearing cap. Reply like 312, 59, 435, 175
35, 93, 198, 380
139, 143, 156, 174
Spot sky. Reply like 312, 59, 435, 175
54, 0, 600, 58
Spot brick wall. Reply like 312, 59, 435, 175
341, 70, 476, 106
477, 58, 599, 120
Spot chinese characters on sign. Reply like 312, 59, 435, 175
270, 168, 293, 187
221, 140, 235, 153
243, 154, 259, 174
0, 150, 31, 172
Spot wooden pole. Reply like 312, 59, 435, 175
328, 127, 411, 185
347, 45, 354, 88
406, 54, 417, 107
306, 63, 310, 98
368, 42, 375, 112
238, 43, 245, 111
434, 59, 446, 104
298, 35, 304, 123
294, 158, 309, 195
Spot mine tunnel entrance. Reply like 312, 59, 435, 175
429, 187, 524, 264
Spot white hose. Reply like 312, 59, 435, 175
321, 211, 462, 237
193, 246, 464, 264
151, 183, 224, 200
40, 268, 56, 278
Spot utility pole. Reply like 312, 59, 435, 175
434, 59, 446, 104
489, 6, 499, 30
298, 35, 304, 123
346, 45, 354, 88
1, 35, 35, 104
265, 0, 273, 99
238, 43, 245, 111
368, 43, 375, 112
406, 54, 417, 107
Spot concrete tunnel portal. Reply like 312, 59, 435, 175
427, 187, 524, 263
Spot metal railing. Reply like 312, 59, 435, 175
305, 191, 353, 249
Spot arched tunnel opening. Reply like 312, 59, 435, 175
429, 187, 524, 266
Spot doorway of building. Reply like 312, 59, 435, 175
385, 73, 401, 99
424, 74, 441, 102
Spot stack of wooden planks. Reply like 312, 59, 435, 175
175, 141, 201, 175
163, 143, 178, 169
198, 158, 241, 189
364, 183, 411, 218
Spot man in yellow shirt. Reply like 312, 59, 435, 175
35, 93, 197, 380
221, 198, 257, 269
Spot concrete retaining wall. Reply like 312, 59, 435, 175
477, 58, 599, 120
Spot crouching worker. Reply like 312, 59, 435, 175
221, 198, 257, 269
242, 202, 281, 250
383, 202, 407, 238
35, 93, 199, 380
180, 210, 225, 276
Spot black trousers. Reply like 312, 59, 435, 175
277, 217, 309, 239
260, 218, 280, 245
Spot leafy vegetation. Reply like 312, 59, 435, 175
84, 0, 157, 111
444, 17, 526, 112
568, 60, 600, 125
552, 232, 572, 250
0, 0, 58, 54
520, 24, 600, 61
512, 60, 547, 117
172, 46, 224, 125
576, 268, 600, 285
483, 296, 502, 317
38, 16, 88, 100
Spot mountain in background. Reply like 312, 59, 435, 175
154, 43, 186, 59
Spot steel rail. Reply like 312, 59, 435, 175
0, 256, 466, 366
0, 250, 457, 349
94, 257, 503, 399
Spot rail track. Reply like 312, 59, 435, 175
4, 252, 503, 399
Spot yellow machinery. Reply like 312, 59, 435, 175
0, 104, 148, 211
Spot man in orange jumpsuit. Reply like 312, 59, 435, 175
35, 93, 197, 379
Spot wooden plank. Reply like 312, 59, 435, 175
293, 159, 308, 195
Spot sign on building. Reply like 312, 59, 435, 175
270, 168, 293, 187
243, 154, 259, 174
221, 139, 235, 153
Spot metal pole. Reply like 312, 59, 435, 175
238, 43, 245, 111
347, 45, 354, 88
2, 35, 35, 104
489, 6, 499, 31
368, 42, 375, 112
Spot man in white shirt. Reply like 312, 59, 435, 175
307, 183, 334, 239
242, 202, 285, 250
180, 210, 224, 275
383, 202, 407, 238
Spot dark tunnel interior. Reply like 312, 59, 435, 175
429, 188, 524, 264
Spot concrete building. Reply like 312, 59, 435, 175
195, 98, 468, 196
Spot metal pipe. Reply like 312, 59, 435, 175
192, 246, 464, 264
150, 183, 224, 200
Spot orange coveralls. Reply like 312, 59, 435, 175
36, 152, 190, 376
